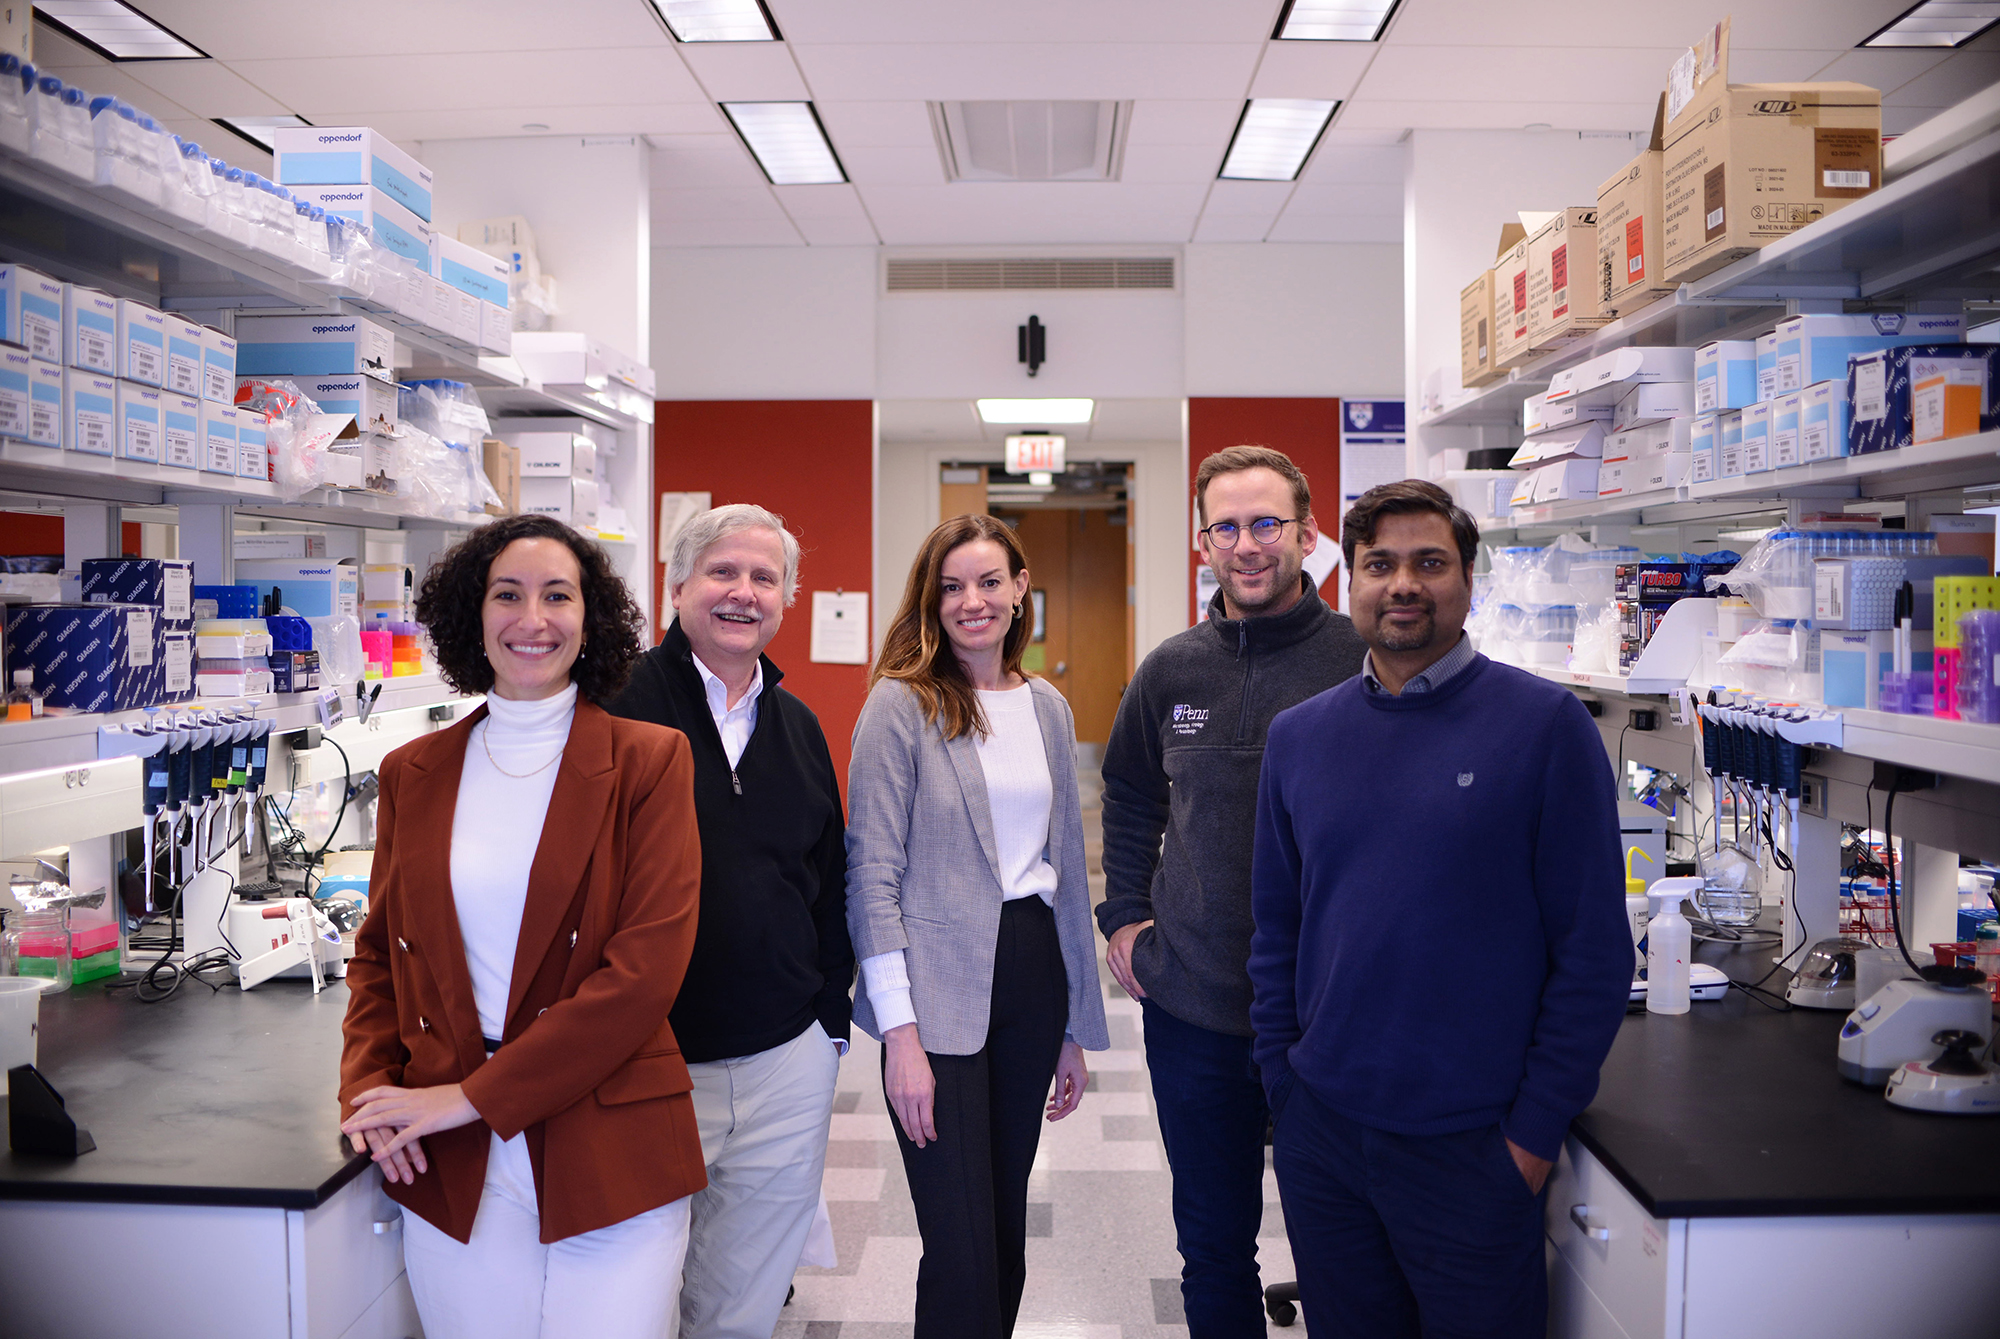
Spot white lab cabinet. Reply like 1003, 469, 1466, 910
1546, 1138, 2000, 1339
0, 1166, 421, 1338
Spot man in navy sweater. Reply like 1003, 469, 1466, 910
1249, 480, 1630, 1338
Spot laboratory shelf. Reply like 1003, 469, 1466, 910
1686, 429, 2000, 506
1838, 708, 2000, 788
1532, 665, 1688, 696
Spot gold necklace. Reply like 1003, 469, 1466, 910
480, 723, 563, 779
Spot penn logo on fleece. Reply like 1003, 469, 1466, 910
1458, 772, 1475, 788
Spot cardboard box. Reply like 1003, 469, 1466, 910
479, 301, 512, 356
1660, 19, 1882, 283
202, 326, 236, 404
0, 351, 60, 447
1532, 458, 1599, 502
234, 559, 359, 619
1695, 339, 1758, 412
164, 315, 204, 398
0, 263, 64, 363
1527, 207, 1608, 349
1523, 392, 1613, 438
1756, 331, 1780, 402
1613, 381, 1696, 431
1801, 380, 1849, 461
161, 391, 200, 470
199, 400, 237, 475
1596, 97, 1676, 317
1717, 409, 1746, 478
1690, 412, 1719, 482
62, 284, 116, 373
1511, 419, 1605, 468
1547, 345, 1697, 406
1491, 234, 1536, 370
482, 438, 520, 516
1773, 312, 1965, 396
1459, 270, 1500, 389
237, 409, 269, 481
234, 313, 394, 383
273, 126, 433, 222
1849, 345, 2000, 454
293, 373, 398, 436
508, 431, 597, 477
1740, 399, 1773, 473
63, 367, 114, 456
116, 380, 163, 463
1771, 390, 1803, 470
287, 183, 433, 270
519, 475, 600, 529
2, 602, 160, 711
115, 299, 166, 387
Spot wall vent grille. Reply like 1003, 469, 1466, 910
885, 257, 1175, 292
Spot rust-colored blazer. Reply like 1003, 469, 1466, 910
339, 699, 706, 1244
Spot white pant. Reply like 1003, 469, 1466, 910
676, 1020, 842, 1339
403, 1131, 692, 1339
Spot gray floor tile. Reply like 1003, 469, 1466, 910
1151, 1276, 1187, 1324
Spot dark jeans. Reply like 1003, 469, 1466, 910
889, 895, 1068, 1339
1141, 998, 1271, 1339
1271, 1076, 1548, 1339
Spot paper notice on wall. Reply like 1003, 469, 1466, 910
810, 590, 870, 665
658, 491, 711, 562
1340, 400, 1408, 505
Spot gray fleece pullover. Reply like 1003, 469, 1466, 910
1097, 573, 1367, 1037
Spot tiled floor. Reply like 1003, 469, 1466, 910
778, 755, 1298, 1338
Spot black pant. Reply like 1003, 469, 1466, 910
888, 895, 1068, 1339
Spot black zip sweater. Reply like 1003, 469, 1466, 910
604, 620, 854, 1063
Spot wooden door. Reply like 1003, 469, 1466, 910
1005, 508, 1128, 746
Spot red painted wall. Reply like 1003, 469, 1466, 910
0, 514, 141, 557
1185, 398, 1342, 622
653, 401, 874, 786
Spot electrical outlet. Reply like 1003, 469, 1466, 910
1800, 772, 1829, 818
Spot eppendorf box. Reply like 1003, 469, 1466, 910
1527, 208, 1608, 350
234, 313, 395, 383
1596, 96, 1675, 318
272, 126, 433, 222
1660, 18, 1881, 283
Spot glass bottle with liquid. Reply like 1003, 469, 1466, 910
3, 907, 71, 990
5, 669, 42, 722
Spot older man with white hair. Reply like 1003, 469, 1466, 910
605, 503, 854, 1339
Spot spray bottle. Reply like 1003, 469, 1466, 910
1645, 877, 1705, 1015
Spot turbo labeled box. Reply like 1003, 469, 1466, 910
436, 234, 510, 308
1740, 399, 1773, 473
235, 313, 394, 383
1526, 208, 1608, 350
164, 315, 204, 397
1774, 312, 1965, 396
1491, 235, 1535, 370
237, 411, 269, 481
1695, 339, 1758, 412
1690, 412, 1719, 482
63, 367, 115, 456
199, 400, 238, 475
1659, 19, 1881, 283
1596, 98, 1675, 316
288, 183, 433, 270
234, 559, 359, 619
508, 431, 597, 477
1717, 409, 1745, 478
294, 373, 397, 435
115, 299, 166, 387
0, 263, 64, 363
1849, 345, 2000, 455
519, 475, 601, 529
161, 391, 199, 469
82, 557, 193, 627
62, 284, 116, 373
272, 125, 433, 222
1459, 270, 1499, 388
1547, 346, 1696, 407
1756, 331, 1781, 402
1801, 380, 1849, 461
1613, 381, 1696, 431
479, 300, 512, 356
1771, 391, 1804, 470
1, 353, 63, 448
2, 602, 159, 711
116, 380, 163, 463
201, 326, 236, 404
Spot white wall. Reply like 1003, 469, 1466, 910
420, 136, 652, 363
652, 247, 876, 399
876, 290, 1185, 401
1185, 243, 1405, 397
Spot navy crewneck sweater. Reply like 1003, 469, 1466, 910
1249, 653, 1630, 1162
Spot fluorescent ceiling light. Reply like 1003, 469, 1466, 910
33, 0, 205, 59
1861, 0, 2000, 46
214, 115, 311, 151
649, 0, 778, 42
977, 399, 1095, 425
1219, 99, 1339, 181
1273, 0, 1403, 41
721, 102, 845, 184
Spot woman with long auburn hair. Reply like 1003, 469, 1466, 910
846, 513, 1110, 1339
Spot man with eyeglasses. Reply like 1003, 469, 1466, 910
1099, 445, 1366, 1337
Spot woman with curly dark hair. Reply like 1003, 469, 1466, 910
338, 514, 708, 1339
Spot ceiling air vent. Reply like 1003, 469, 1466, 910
930, 101, 1130, 182
886, 257, 1175, 292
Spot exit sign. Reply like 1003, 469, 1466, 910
1005, 435, 1065, 474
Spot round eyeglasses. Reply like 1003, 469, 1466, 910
1199, 516, 1301, 549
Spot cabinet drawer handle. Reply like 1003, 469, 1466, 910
1568, 1205, 1611, 1241
372, 1217, 402, 1235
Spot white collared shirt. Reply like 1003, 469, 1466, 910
690, 651, 763, 768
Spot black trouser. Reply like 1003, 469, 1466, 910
887, 895, 1069, 1339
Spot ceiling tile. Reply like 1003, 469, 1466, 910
1339, 99, 1657, 133
774, 0, 1274, 45
1085, 398, 1184, 443
1249, 39, 1377, 100
876, 399, 981, 443
1809, 48, 1954, 87
119, 61, 293, 119
1125, 100, 1245, 146
651, 135, 766, 189
1726, 50, 1849, 83
1202, 179, 1296, 216
1355, 45, 1681, 107
135, 0, 671, 60
837, 143, 946, 185
636, 105, 735, 139
24, 61, 196, 122
793, 43, 1262, 102
1119, 142, 1225, 183
1885, 50, 2000, 108
860, 182, 1207, 245
653, 216, 807, 246
1192, 213, 1272, 243
794, 215, 881, 245
1288, 179, 1402, 212
231, 48, 707, 114
772, 183, 872, 221
675, 41, 811, 101
651, 186, 792, 221
1297, 144, 1406, 184
1265, 212, 1403, 243
1320, 125, 1410, 146
1382, 0, 1905, 51
377, 108, 703, 141
814, 100, 936, 150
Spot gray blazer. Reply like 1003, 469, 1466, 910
846, 677, 1110, 1054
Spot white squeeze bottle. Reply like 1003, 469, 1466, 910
1645, 878, 1704, 1015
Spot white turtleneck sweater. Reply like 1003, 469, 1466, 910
450, 681, 578, 1043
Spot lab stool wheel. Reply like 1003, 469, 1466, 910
1264, 1280, 1300, 1326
